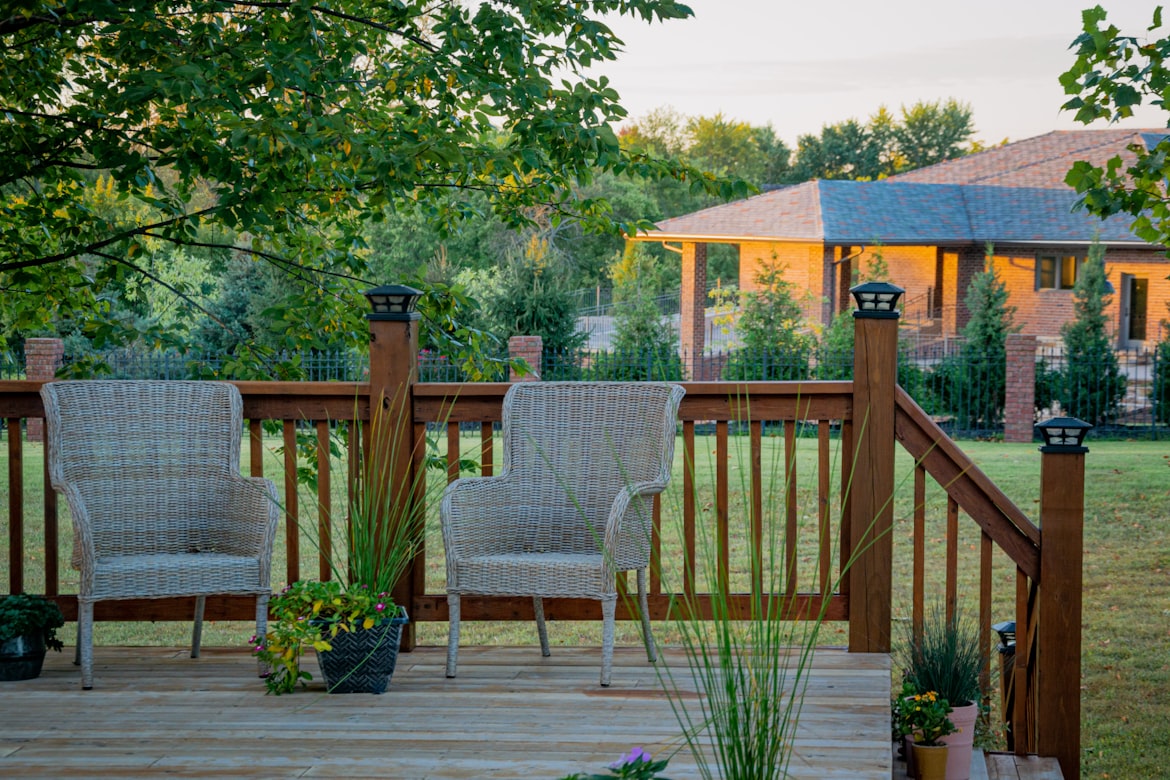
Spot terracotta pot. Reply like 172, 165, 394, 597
939, 701, 978, 779
912, 742, 949, 780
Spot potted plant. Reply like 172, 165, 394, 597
899, 690, 956, 780
0, 594, 65, 681
255, 402, 427, 695
900, 604, 983, 780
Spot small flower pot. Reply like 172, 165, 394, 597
0, 633, 48, 681
911, 742, 949, 780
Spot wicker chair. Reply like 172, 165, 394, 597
441, 381, 685, 686
40, 380, 279, 689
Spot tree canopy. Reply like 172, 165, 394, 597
1060, 5, 1170, 247
1, 0, 743, 354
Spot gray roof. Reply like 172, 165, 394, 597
643, 129, 1163, 247
647, 179, 1147, 246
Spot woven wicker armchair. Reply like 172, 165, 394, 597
41, 380, 279, 689
441, 381, 684, 686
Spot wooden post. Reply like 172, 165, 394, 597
848, 282, 902, 653
1035, 422, 1088, 780
365, 286, 421, 651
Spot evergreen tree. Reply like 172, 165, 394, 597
1060, 242, 1126, 425
722, 258, 813, 380
591, 245, 681, 380
928, 247, 1017, 430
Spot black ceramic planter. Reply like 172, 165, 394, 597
0, 633, 48, 681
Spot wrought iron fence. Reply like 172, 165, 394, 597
0, 348, 24, 379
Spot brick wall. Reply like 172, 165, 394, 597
508, 335, 542, 381
992, 246, 1170, 344
1004, 334, 1038, 442
24, 337, 64, 441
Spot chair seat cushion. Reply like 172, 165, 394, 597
89, 553, 266, 600
452, 552, 610, 600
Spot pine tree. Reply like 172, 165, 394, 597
1060, 242, 1126, 425
928, 246, 1017, 430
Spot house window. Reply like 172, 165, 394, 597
1037, 254, 1080, 290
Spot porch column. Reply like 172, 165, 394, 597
848, 282, 902, 653
366, 285, 421, 651
818, 245, 836, 327
1003, 335, 1038, 443
679, 242, 707, 379
1035, 420, 1088, 780
953, 246, 985, 333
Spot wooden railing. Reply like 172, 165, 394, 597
0, 304, 1086, 780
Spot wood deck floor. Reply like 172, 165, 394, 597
0, 644, 892, 779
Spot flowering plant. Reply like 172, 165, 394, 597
899, 690, 957, 746
254, 579, 404, 694
559, 747, 672, 780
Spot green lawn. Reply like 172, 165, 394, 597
2, 432, 1167, 779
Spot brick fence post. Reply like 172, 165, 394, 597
508, 335, 542, 381
1003, 334, 1037, 443
25, 338, 64, 442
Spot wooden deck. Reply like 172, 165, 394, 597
0, 644, 891, 778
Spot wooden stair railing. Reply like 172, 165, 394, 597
893, 386, 1083, 780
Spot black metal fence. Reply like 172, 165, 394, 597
0, 348, 23, 379
8, 340, 1168, 439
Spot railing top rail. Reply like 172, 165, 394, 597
411, 380, 855, 424
894, 386, 1041, 580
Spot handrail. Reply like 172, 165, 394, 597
894, 386, 1040, 581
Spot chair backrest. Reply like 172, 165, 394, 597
41, 380, 243, 557
501, 382, 684, 552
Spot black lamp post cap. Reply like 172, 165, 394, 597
1034, 416, 1092, 453
364, 284, 422, 321
850, 281, 904, 319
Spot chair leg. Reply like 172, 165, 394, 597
74, 621, 81, 667
534, 596, 551, 657
191, 596, 206, 659
255, 593, 269, 678
78, 600, 94, 690
637, 568, 657, 663
446, 594, 460, 678
600, 596, 616, 687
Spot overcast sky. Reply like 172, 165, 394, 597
596, 0, 1167, 146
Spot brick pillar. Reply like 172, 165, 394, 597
680, 242, 707, 379
1003, 334, 1038, 443
25, 338, 64, 442
508, 335, 542, 381
819, 245, 836, 327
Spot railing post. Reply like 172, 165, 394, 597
848, 282, 903, 653
1034, 417, 1089, 780
365, 285, 421, 651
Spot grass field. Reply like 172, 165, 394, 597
2, 431, 1167, 779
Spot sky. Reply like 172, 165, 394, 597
597, 0, 1167, 147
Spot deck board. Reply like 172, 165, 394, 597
0, 645, 891, 779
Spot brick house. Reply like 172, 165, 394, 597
632, 129, 1170, 365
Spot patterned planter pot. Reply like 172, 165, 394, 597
315, 608, 409, 694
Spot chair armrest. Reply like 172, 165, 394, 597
440, 475, 528, 559
55, 482, 97, 571
602, 479, 670, 568
214, 476, 280, 570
